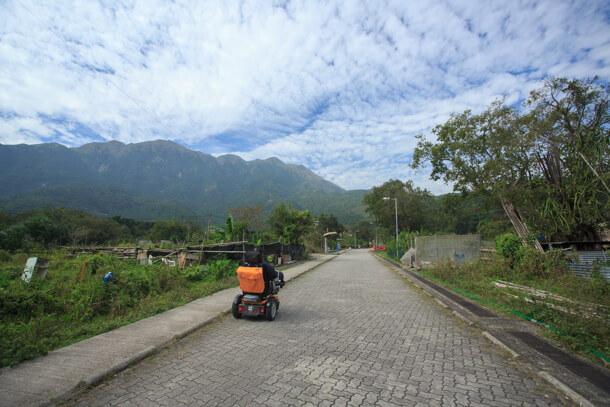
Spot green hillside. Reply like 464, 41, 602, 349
0, 140, 367, 224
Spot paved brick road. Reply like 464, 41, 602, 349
64, 250, 570, 406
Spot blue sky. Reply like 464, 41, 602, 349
1, 0, 609, 194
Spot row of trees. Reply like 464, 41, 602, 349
361, 180, 510, 241
0, 190, 513, 253
0, 204, 346, 251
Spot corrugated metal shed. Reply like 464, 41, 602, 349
568, 251, 610, 281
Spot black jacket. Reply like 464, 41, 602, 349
262, 262, 278, 282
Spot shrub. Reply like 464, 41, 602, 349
0, 226, 26, 251
185, 265, 209, 282
586, 267, 609, 298
209, 259, 237, 280
515, 248, 569, 281
495, 233, 524, 266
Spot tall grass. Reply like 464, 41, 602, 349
0, 251, 238, 367
419, 250, 609, 367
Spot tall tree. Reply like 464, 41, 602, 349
225, 214, 234, 241
24, 206, 70, 248
317, 213, 344, 234
412, 77, 609, 243
521, 78, 609, 241
362, 179, 435, 233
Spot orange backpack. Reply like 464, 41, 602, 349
236, 266, 265, 293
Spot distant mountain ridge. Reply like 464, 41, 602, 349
0, 140, 367, 224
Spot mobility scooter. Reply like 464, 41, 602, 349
232, 251, 284, 321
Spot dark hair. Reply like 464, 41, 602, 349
245, 251, 263, 265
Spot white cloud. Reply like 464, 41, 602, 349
1, 0, 609, 193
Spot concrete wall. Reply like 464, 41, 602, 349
414, 235, 481, 269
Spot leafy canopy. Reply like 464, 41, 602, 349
412, 77, 609, 242
362, 179, 435, 234
267, 203, 314, 245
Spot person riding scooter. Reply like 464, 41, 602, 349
246, 249, 285, 287
233, 248, 284, 320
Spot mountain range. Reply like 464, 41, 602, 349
0, 140, 368, 225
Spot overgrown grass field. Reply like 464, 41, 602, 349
0, 251, 239, 368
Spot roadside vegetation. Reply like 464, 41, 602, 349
0, 202, 333, 368
0, 251, 238, 368
376, 234, 610, 368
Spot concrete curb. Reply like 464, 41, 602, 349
537, 371, 595, 407
0, 253, 340, 407
372, 251, 607, 407
482, 331, 519, 358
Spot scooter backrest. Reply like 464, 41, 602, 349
236, 266, 264, 293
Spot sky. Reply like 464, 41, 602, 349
1, 0, 609, 194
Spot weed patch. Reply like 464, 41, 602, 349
0, 252, 239, 367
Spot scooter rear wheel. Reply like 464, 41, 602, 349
232, 294, 243, 319
265, 298, 278, 321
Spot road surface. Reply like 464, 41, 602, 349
64, 250, 569, 406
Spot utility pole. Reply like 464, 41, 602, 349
383, 197, 399, 259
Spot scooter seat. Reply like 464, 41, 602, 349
243, 294, 262, 303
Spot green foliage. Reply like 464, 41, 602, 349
477, 218, 511, 241
586, 267, 609, 298
412, 77, 609, 242
362, 179, 436, 234
0, 209, 148, 250
0, 251, 239, 367
208, 259, 237, 280
184, 260, 237, 282
516, 248, 570, 281
0, 225, 26, 251
185, 265, 209, 282
24, 206, 71, 248
112, 216, 154, 238
521, 78, 610, 241
495, 233, 524, 264
151, 218, 187, 242
267, 203, 314, 245
317, 213, 344, 234
353, 219, 376, 245
225, 214, 234, 241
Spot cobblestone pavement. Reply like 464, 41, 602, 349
63, 250, 571, 406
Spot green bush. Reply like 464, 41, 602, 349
185, 265, 209, 282
495, 233, 524, 266
0, 225, 27, 251
209, 259, 238, 280
0, 249, 11, 262
586, 267, 609, 298
516, 248, 569, 281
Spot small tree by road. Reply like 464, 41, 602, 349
267, 203, 314, 245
